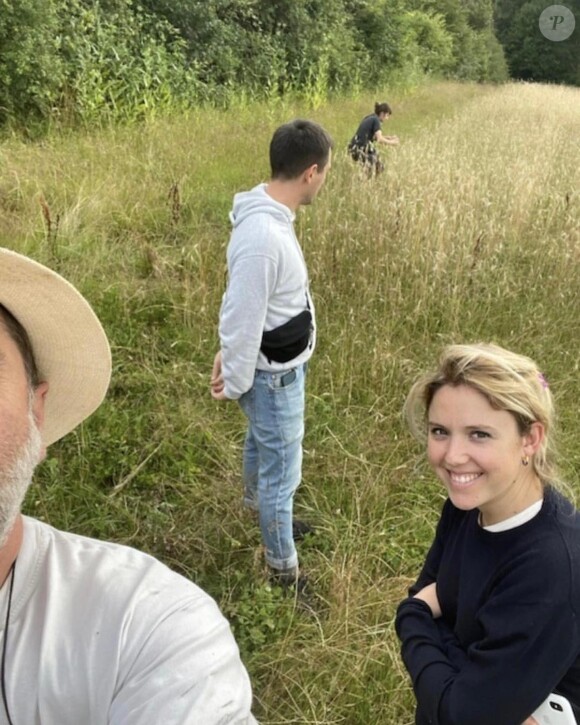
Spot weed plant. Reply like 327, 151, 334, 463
1, 81, 579, 723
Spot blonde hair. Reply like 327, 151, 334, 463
404, 343, 558, 485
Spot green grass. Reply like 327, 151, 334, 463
1, 80, 580, 723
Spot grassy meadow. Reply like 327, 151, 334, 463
1, 80, 580, 723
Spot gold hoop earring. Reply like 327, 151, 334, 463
522, 455, 530, 466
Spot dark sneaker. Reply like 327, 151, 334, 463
269, 567, 309, 593
268, 568, 322, 616
292, 519, 314, 541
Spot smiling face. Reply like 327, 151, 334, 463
427, 383, 543, 525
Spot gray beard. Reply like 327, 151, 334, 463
0, 411, 42, 547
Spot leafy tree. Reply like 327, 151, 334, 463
465, 0, 494, 30
0, 0, 64, 125
345, 0, 407, 78
138, 0, 285, 95
494, 0, 526, 46
56, 0, 199, 122
140, 0, 363, 96
496, 0, 580, 85
400, 11, 455, 75
0, 0, 516, 128
484, 31, 509, 82
256, 0, 362, 92
410, 0, 506, 81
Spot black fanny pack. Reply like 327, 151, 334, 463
261, 310, 313, 363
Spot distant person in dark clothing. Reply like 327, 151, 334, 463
396, 343, 580, 725
348, 101, 399, 175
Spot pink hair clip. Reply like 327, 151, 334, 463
538, 372, 549, 389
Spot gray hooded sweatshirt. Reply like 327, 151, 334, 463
219, 183, 316, 399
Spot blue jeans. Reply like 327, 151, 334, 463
238, 364, 306, 571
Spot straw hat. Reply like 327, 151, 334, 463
0, 248, 111, 446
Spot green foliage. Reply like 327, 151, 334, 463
170, 1, 284, 95
346, 0, 407, 78
0, 0, 64, 125
495, 0, 580, 85
221, 574, 296, 655
56, 0, 200, 124
484, 31, 510, 82
258, 0, 363, 94
465, 0, 494, 30
400, 11, 455, 75
0, 0, 513, 129
409, 0, 508, 82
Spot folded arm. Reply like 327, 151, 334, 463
397, 556, 580, 725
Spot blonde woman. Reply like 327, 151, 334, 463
396, 343, 580, 725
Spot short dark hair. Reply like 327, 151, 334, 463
0, 303, 40, 387
270, 119, 333, 180
375, 102, 392, 116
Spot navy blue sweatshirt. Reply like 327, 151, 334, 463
396, 487, 580, 725
350, 114, 381, 148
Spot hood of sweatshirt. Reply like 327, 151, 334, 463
229, 183, 295, 228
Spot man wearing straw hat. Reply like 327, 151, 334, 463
0, 247, 257, 724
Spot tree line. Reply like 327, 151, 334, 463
0, 0, 578, 130
495, 0, 579, 87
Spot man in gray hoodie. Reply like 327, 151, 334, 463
211, 119, 333, 589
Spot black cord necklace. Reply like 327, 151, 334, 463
1, 561, 16, 725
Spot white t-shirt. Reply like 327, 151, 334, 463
0, 516, 257, 724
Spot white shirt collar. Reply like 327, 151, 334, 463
482, 499, 543, 532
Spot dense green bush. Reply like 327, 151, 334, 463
0, 0, 539, 130
400, 11, 455, 75
0, 0, 64, 124
410, 0, 507, 82
57, 0, 200, 124
495, 0, 580, 86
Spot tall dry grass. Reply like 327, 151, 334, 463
1, 81, 579, 723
